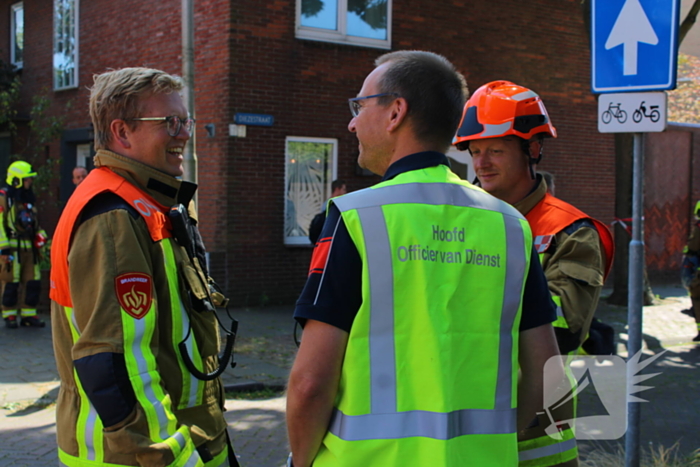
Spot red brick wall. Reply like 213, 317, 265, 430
2, 0, 231, 282
226, 0, 616, 304
4, 0, 617, 305
645, 129, 692, 275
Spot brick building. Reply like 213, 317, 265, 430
0, 0, 616, 305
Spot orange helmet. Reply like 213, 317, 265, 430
453, 80, 557, 147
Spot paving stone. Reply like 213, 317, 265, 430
1, 288, 699, 465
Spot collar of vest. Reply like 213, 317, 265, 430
50, 164, 176, 307
523, 189, 615, 279
514, 176, 546, 217
94, 149, 197, 209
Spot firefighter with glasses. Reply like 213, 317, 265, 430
50, 67, 239, 467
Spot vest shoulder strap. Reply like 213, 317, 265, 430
526, 193, 614, 279
50, 167, 171, 307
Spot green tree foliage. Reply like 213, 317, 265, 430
0, 58, 69, 200
348, 0, 387, 30
668, 53, 700, 123
0, 58, 20, 130
25, 92, 69, 197
301, 0, 324, 18
301, 0, 387, 30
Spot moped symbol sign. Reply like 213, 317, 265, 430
598, 91, 667, 133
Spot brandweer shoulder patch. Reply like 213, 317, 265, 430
115, 272, 153, 319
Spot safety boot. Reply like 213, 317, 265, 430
20, 316, 45, 328
4, 316, 18, 329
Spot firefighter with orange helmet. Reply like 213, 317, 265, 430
454, 81, 614, 467
0, 160, 47, 328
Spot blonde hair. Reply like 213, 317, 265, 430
89, 67, 184, 150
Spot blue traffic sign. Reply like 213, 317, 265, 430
592, 0, 679, 93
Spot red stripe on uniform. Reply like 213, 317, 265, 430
308, 237, 332, 276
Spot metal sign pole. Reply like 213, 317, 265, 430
625, 132, 644, 467
182, 0, 198, 196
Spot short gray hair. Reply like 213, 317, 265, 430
375, 51, 468, 151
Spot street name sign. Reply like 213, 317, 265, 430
598, 92, 667, 133
592, 0, 679, 93
234, 113, 274, 126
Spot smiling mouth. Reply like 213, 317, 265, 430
167, 148, 184, 156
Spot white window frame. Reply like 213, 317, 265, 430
445, 147, 476, 182
53, 0, 79, 90
284, 136, 338, 246
296, 0, 392, 50
10, 2, 23, 69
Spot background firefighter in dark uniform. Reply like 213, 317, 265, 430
0, 161, 47, 328
681, 200, 700, 342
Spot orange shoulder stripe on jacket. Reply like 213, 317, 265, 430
50, 167, 171, 307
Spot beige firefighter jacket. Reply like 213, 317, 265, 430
51, 150, 230, 466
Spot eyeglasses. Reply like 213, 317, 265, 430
129, 115, 196, 137
348, 93, 400, 118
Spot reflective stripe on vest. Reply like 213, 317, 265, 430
121, 288, 202, 466
519, 430, 578, 466
162, 240, 204, 409
331, 180, 528, 441
550, 294, 568, 330
50, 167, 171, 308
59, 433, 204, 467
59, 305, 105, 463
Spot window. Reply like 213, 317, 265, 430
296, 0, 391, 49
53, 0, 79, 90
10, 2, 23, 68
284, 137, 338, 246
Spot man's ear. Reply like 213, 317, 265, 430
386, 97, 409, 133
528, 140, 542, 160
110, 119, 132, 150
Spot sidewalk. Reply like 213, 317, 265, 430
1, 284, 699, 466
577, 283, 700, 461
0, 306, 296, 467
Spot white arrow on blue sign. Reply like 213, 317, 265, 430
592, 0, 680, 93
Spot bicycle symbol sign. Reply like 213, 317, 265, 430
598, 92, 666, 134
601, 102, 627, 124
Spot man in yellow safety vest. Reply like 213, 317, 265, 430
286, 51, 562, 467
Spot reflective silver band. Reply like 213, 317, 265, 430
183, 451, 202, 467
329, 407, 517, 441
132, 318, 171, 440
333, 180, 527, 440
333, 182, 518, 217
518, 437, 577, 462
357, 206, 397, 414
512, 90, 539, 101
556, 305, 564, 318
85, 405, 98, 460
495, 214, 526, 409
